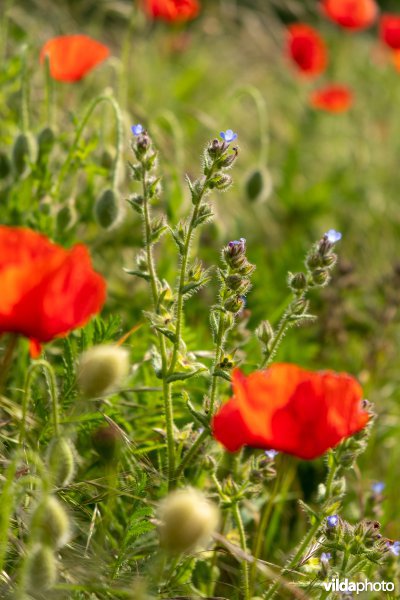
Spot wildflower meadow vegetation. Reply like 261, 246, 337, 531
1, 0, 400, 598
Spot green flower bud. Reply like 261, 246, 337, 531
226, 274, 250, 294
0, 151, 11, 179
12, 133, 31, 177
100, 148, 114, 169
94, 188, 120, 230
224, 295, 245, 313
245, 167, 273, 203
256, 320, 274, 346
24, 544, 57, 592
157, 488, 219, 553
46, 437, 75, 487
77, 344, 129, 398
312, 268, 330, 286
208, 173, 232, 191
31, 496, 70, 549
56, 201, 77, 233
92, 423, 123, 462
37, 127, 55, 163
288, 272, 307, 292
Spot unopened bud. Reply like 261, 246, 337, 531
226, 274, 250, 294
31, 496, 70, 549
12, 133, 31, 176
37, 127, 55, 163
94, 188, 121, 230
291, 298, 309, 315
312, 268, 330, 286
288, 272, 307, 291
0, 151, 11, 179
256, 320, 274, 346
157, 488, 219, 553
24, 544, 57, 592
245, 167, 273, 203
77, 345, 129, 398
209, 173, 232, 191
46, 437, 75, 487
56, 201, 76, 233
92, 423, 123, 462
224, 295, 245, 313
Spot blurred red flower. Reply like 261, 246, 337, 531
287, 24, 328, 77
142, 0, 200, 22
310, 85, 353, 112
40, 35, 110, 82
212, 363, 369, 460
0, 227, 106, 356
322, 0, 378, 31
380, 14, 400, 50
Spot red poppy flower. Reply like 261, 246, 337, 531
321, 0, 378, 31
310, 85, 353, 112
142, 0, 200, 22
380, 14, 400, 50
40, 35, 110, 82
212, 364, 369, 460
287, 24, 328, 77
0, 227, 106, 356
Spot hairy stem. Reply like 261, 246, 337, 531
232, 502, 251, 600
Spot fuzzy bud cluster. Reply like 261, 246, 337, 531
305, 231, 341, 289
222, 238, 255, 314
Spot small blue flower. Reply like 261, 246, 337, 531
220, 129, 238, 143
325, 229, 342, 244
326, 515, 339, 528
320, 552, 331, 563
388, 541, 400, 557
264, 449, 279, 460
372, 481, 385, 495
131, 123, 143, 136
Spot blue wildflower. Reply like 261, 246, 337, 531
326, 515, 339, 528
264, 449, 279, 460
372, 481, 385, 495
388, 541, 400, 557
131, 123, 144, 136
220, 129, 238, 143
325, 229, 342, 244
320, 552, 331, 563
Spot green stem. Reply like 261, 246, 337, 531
168, 200, 202, 374
141, 168, 175, 489
232, 502, 250, 600
0, 454, 18, 573
20, 359, 60, 444
249, 473, 280, 593
208, 309, 227, 416
44, 55, 54, 128
21, 46, 30, 134
54, 93, 123, 197
261, 296, 303, 367
0, 334, 18, 395
264, 518, 321, 600
234, 85, 269, 165
174, 428, 208, 481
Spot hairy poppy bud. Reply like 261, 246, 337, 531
0, 151, 11, 179
12, 133, 31, 176
77, 344, 129, 398
94, 188, 121, 229
46, 437, 75, 487
157, 488, 219, 553
31, 496, 70, 549
24, 544, 57, 592
92, 423, 123, 462
37, 127, 55, 163
245, 167, 273, 203
56, 201, 77, 233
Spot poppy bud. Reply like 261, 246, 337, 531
37, 127, 55, 163
100, 148, 114, 169
30, 496, 70, 549
24, 544, 57, 592
56, 202, 77, 233
94, 188, 121, 230
77, 344, 129, 398
46, 437, 75, 487
12, 133, 31, 176
92, 423, 123, 462
0, 151, 11, 179
157, 488, 219, 553
245, 167, 273, 203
